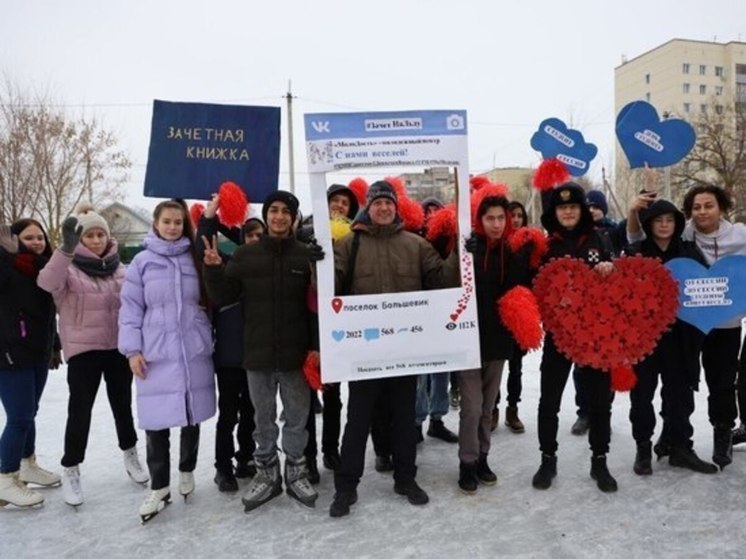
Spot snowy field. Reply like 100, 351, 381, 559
2, 348, 745, 559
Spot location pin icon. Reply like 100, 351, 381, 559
331, 298, 343, 314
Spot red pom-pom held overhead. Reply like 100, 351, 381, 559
470, 181, 510, 234
348, 177, 369, 207
189, 203, 205, 229
532, 158, 570, 192
469, 175, 492, 192
508, 227, 549, 269
217, 181, 249, 227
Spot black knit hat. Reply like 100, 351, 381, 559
262, 190, 299, 224
366, 180, 398, 208
639, 199, 685, 240
327, 183, 359, 219
540, 182, 594, 232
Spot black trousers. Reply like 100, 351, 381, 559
496, 350, 525, 408
371, 390, 393, 458
702, 326, 742, 428
629, 348, 694, 447
214, 367, 255, 472
738, 337, 746, 424
304, 383, 343, 461
61, 350, 138, 467
146, 425, 200, 490
538, 335, 612, 456
335, 376, 417, 492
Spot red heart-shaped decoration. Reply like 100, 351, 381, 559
533, 256, 679, 372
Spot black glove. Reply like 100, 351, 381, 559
61, 216, 83, 254
464, 234, 478, 254
49, 350, 63, 370
0, 224, 18, 254
308, 241, 325, 262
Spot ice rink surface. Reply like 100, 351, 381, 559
2, 349, 745, 559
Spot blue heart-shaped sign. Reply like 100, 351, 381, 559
616, 101, 696, 169
530, 117, 597, 177
331, 330, 345, 342
665, 255, 746, 333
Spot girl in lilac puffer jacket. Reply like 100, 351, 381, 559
118, 199, 215, 522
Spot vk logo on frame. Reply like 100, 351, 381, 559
311, 121, 331, 133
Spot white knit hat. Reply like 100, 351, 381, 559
74, 203, 110, 237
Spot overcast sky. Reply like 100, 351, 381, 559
2, 0, 745, 212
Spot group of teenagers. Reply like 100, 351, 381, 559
1, 174, 745, 521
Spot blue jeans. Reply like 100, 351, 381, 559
415, 372, 450, 425
0, 366, 49, 473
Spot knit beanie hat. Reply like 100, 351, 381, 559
366, 180, 398, 208
586, 190, 609, 215
262, 190, 299, 224
74, 203, 110, 237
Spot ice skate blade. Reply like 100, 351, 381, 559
286, 488, 317, 508
0, 499, 45, 509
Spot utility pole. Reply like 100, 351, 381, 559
286, 80, 295, 194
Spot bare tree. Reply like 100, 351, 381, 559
671, 98, 746, 219
0, 77, 131, 244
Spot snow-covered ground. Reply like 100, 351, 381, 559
2, 349, 745, 559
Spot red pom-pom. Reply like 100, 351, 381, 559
497, 286, 543, 351
217, 181, 249, 227
303, 351, 322, 391
611, 366, 637, 392
189, 203, 205, 229
532, 158, 570, 192
348, 177, 368, 206
470, 182, 510, 234
381, 176, 424, 232
469, 175, 492, 192
425, 205, 457, 243
397, 196, 425, 232
508, 227, 549, 269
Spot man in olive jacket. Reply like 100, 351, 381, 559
203, 190, 322, 512
330, 180, 459, 518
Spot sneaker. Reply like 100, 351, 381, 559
123, 446, 149, 484
179, 471, 195, 499
19, 454, 60, 487
242, 460, 283, 512
427, 419, 458, 443
571, 415, 590, 436
633, 441, 652, 476
329, 490, 358, 518
138, 488, 171, 523
214, 469, 239, 492
375, 455, 394, 473
235, 460, 257, 479
62, 465, 84, 506
732, 423, 746, 446
285, 458, 318, 508
0, 471, 44, 508
394, 480, 429, 505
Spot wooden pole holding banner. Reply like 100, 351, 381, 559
286, 80, 295, 193
602, 166, 624, 219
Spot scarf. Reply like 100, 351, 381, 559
12, 252, 48, 279
72, 252, 120, 278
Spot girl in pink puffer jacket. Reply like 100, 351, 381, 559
37, 204, 148, 508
